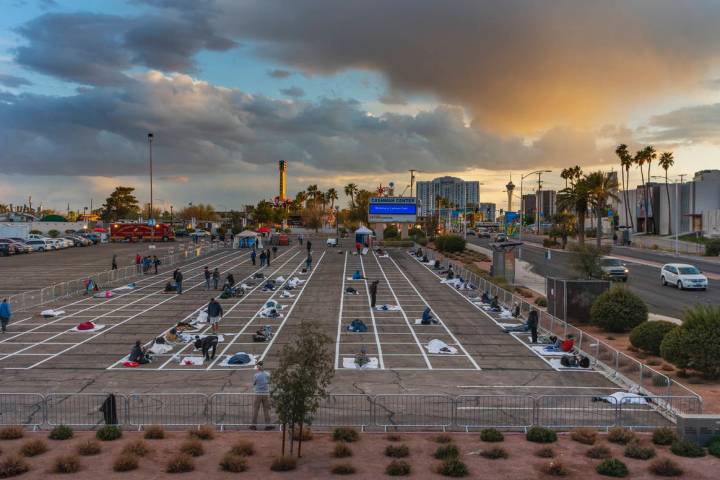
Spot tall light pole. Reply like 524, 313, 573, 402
147, 132, 154, 221
519, 170, 551, 257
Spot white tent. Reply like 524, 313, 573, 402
355, 226, 373, 235
234, 230, 263, 249
237, 230, 259, 238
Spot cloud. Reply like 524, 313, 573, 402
268, 69, 292, 79
280, 86, 304, 98
0, 73, 33, 87
644, 103, 720, 144
38, 0, 58, 9
378, 93, 407, 106
14, 12, 235, 85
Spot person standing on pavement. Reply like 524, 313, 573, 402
259, 250, 266, 267
0, 299, 11, 333
306, 240, 312, 253
272, 245, 278, 258
153, 255, 160, 274
369, 280, 379, 307
203, 266, 211, 290
135, 253, 142, 274
207, 297, 223, 334
111, 254, 117, 270
265, 249, 271, 267
212, 268, 220, 289
306, 253, 312, 271
250, 361, 273, 430
251, 249, 256, 266
298, 234, 303, 246
174, 269, 183, 294
527, 308, 539, 344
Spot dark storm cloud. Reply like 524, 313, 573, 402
378, 94, 407, 106
0, 74, 33, 88
644, 103, 720, 144
14, 12, 235, 85
280, 86, 304, 98
268, 69, 292, 79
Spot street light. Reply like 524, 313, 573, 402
519, 170, 551, 257
147, 132, 154, 222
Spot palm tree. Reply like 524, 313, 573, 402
659, 151, 674, 235
306, 185, 319, 208
634, 149, 648, 233
557, 168, 590, 246
295, 191, 308, 210
643, 145, 657, 232
615, 144, 634, 231
586, 171, 619, 248
326, 188, 338, 210
344, 183, 358, 208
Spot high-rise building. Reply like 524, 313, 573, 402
478, 202, 496, 222
416, 176, 480, 216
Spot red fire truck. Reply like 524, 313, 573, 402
109, 223, 175, 242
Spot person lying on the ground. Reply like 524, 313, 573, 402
262, 281, 275, 291
129, 340, 151, 364
376, 248, 385, 255
355, 346, 370, 367
490, 296, 501, 312
421, 307, 438, 325
345, 287, 359, 295
560, 352, 590, 368
253, 326, 273, 342
175, 321, 194, 332
351, 270, 364, 280
165, 327, 178, 343
347, 319, 368, 332
261, 307, 281, 318
164, 282, 177, 293
194, 335, 219, 361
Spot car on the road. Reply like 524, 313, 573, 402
661, 263, 708, 290
326, 238, 338, 247
26, 239, 54, 252
600, 257, 629, 282
476, 229, 492, 238
494, 233, 508, 242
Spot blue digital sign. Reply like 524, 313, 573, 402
369, 204, 417, 215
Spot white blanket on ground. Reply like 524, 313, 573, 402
280, 290, 295, 298
441, 278, 461, 287
548, 358, 593, 371
260, 308, 283, 319
342, 357, 379, 369
180, 334, 225, 343
275, 276, 286, 283
264, 300, 283, 310
530, 345, 566, 357
149, 343, 173, 355
497, 322, 523, 329
498, 309, 513, 319
346, 277, 364, 281
181, 356, 205, 366
41, 309, 65, 317
218, 353, 258, 367
375, 305, 401, 311
194, 310, 208, 324
415, 319, 440, 325
72, 324, 105, 333
377, 254, 389, 258
361, 247, 369, 255
113, 283, 136, 291
426, 339, 457, 354
600, 392, 648, 405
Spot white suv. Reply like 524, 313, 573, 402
661, 263, 708, 290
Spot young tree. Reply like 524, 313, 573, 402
252, 201, 274, 225
557, 168, 589, 246
270, 322, 334, 457
101, 186, 140, 222
549, 211, 576, 249
569, 243, 609, 279
301, 206, 323, 232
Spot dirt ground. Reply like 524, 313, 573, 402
0, 430, 717, 479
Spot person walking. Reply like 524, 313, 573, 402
111, 254, 117, 270
135, 253, 142, 274
527, 308, 539, 344
305, 253, 312, 271
272, 245, 278, 258
250, 249, 256, 266
0, 299, 11, 333
174, 269, 183, 295
369, 280, 379, 307
265, 249, 271, 267
207, 297, 223, 334
152, 255, 160, 274
250, 361, 273, 430
306, 240, 312, 253
298, 234, 303, 246
212, 268, 220, 290
259, 251, 266, 267
203, 266, 211, 290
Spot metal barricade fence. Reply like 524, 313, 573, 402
128, 394, 208, 427
617, 396, 702, 430
314, 395, 373, 428
210, 393, 258, 427
455, 395, 534, 430
536, 395, 618, 429
374, 394, 454, 429
46, 393, 127, 426
0, 394, 45, 427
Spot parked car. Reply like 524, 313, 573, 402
600, 257, 629, 282
660, 263, 708, 290
63, 236, 86, 247
26, 239, 53, 252
0, 242, 14, 256
9, 237, 34, 253
326, 238, 338, 247
0, 238, 24, 254
80, 233, 100, 244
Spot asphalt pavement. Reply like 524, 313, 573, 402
467, 236, 719, 320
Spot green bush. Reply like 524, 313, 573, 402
385, 444, 409, 458
704, 239, 720, 257
384, 225, 400, 239
587, 445, 612, 459
624, 442, 655, 460
708, 438, 720, 458
48, 229, 60, 238
436, 458, 468, 477
651, 427, 677, 446
480, 446, 508, 459
434, 444, 459, 460
386, 460, 411, 476
534, 297, 548, 307
591, 286, 648, 332
649, 458, 683, 477
49, 425, 74, 441
629, 321, 676, 355
330, 462, 356, 475
660, 306, 720, 378
333, 427, 359, 443
480, 428, 504, 442
607, 427, 636, 445
596, 458, 629, 477
526, 426, 557, 443
96, 425, 122, 441
435, 235, 466, 253
670, 439, 705, 457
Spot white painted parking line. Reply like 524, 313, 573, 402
358, 254, 385, 369
334, 251, 348, 369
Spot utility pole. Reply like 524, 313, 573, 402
536, 171, 545, 235
148, 132, 154, 221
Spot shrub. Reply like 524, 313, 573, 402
386, 459, 411, 476
0, 455, 30, 478
624, 442, 655, 460
76, 439, 101, 456
49, 425, 74, 441
270, 456, 297, 472
331, 462, 355, 475
651, 427, 677, 446
19, 438, 48, 457
333, 427, 359, 443
48, 229, 60, 238
709, 437, 720, 458
436, 458, 468, 477
166, 454, 194, 473
52, 454, 81, 474
661, 306, 720, 378
113, 453, 139, 472
229, 440, 254, 456
188, 425, 215, 440
434, 444, 459, 460
219, 453, 248, 473
180, 439, 204, 457
433, 434, 452, 444
570, 427, 597, 445
649, 458, 684, 477
96, 425, 122, 441
144, 425, 165, 439
587, 444, 612, 459
526, 426, 557, 443
705, 239, 720, 257
541, 460, 568, 476
480, 428, 504, 442
535, 297, 548, 307
384, 225, 400, 240
334, 442, 352, 458
535, 447, 555, 458
591, 286, 648, 332
596, 458, 629, 477
629, 321, 676, 355
670, 439, 705, 457
0, 426, 24, 440
607, 427, 636, 445
385, 444, 409, 458
435, 235, 466, 253
292, 427, 313, 441
121, 439, 151, 457
480, 446, 508, 459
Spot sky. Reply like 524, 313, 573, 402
2, 0, 720, 213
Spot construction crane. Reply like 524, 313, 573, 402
409, 169, 424, 198
398, 184, 411, 196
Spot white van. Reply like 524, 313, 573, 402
26, 239, 54, 252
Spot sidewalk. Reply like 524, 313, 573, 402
466, 243, 546, 296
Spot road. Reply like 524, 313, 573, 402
467, 236, 719, 319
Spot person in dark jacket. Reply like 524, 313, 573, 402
251, 249, 257, 266
207, 298, 223, 334
265, 249, 271, 267
111, 254, 118, 270
527, 308, 539, 344
153, 255, 160, 274
204, 266, 211, 290
212, 268, 220, 289
173, 269, 183, 294
129, 340, 149, 364
194, 335, 219, 361
369, 280, 379, 307
259, 251, 266, 267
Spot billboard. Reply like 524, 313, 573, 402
368, 197, 417, 223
